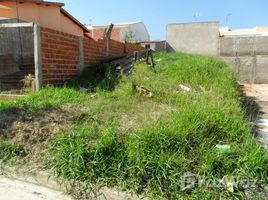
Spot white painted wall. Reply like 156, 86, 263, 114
167, 22, 220, 56
120, 22, 150, 42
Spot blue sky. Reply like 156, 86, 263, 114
53, 0, 268, 40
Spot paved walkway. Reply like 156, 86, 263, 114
0, 176, 72, 200
242, 84, 268, 148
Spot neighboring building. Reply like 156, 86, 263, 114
0, 0, 145, 90
0, 0, 89, 36
220, 26, 268, 37
166, 21, 220, 56
87, 21, 150, 42
140, 40, 166, 52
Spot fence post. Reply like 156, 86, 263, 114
33, 24, 43, 91
79, 37, 85, 72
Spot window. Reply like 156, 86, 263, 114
145, 44, 151, 49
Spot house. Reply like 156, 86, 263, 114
0, 0, 89, 37
87, 21, 150, 42
140, 40, 166, 52
0, 0, 144, 91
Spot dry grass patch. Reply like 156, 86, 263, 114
0, 104, 86, 161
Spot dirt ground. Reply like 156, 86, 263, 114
242, 84, 268, 102
0, 104, 86, 162
241, 84, 268, 148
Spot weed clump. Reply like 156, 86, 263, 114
0, 142, 27, 163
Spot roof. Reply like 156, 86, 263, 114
87, 21, 150, 40
90, 21, 144, 29
220, 26, 268, 37
0, 4, 11, 9
0, 0, 89, 33
60, 8, 89, 33
0, 0, 65, 7
140, 40, 166, 43
167, 21, 220, 26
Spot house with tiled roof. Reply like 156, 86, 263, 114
0, 0, 89, 36
87, 21, 150, 42
0, 0, 144, 91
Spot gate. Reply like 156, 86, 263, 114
0, 22, 35, 91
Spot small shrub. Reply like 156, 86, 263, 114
0, 142, 27, 163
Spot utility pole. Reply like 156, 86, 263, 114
226, 13, 232, 26
193, 13, 200, 22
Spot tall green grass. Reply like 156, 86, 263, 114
1, 52, 267, 199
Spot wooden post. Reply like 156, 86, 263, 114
105, 24, 114, 56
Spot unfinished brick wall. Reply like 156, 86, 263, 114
109, 39, 125, 57
90, 28, 121, 41
83, 38, 127, 66
40, 27, 144, 85
41, 27, 80, 85
126, 43, 144, 54
84, 37, 106, 66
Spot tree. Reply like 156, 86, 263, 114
124, 31, 136, 43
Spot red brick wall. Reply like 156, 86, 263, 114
90, 28, 121, 41
84, 37, 106, 66
126, 42, 144, 54
41, 27, 80, 85
40, 27, 144, 85
109, 39, 125, 57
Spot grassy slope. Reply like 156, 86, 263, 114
0, 52, 267, 199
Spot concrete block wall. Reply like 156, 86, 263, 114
255, 56, 268, 83
166, 21, 220, 56
220, 36, 268, 84
220, 36, 268, 56
165, 21, 268, 84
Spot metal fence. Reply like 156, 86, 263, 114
0, 22, 34, 90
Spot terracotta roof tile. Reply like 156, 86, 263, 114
0, 0, 64, 7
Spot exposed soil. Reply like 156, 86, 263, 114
0, 104, 86, 161
241, 84, 268, 102
241, 84, 268, 148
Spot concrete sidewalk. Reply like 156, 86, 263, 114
242, 84, 268, 148
0, 176, 72, 200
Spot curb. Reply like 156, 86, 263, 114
0, 165, 148, 200
0, 165, 71, 194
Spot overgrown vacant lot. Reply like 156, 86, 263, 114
0, 52, 267, 199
